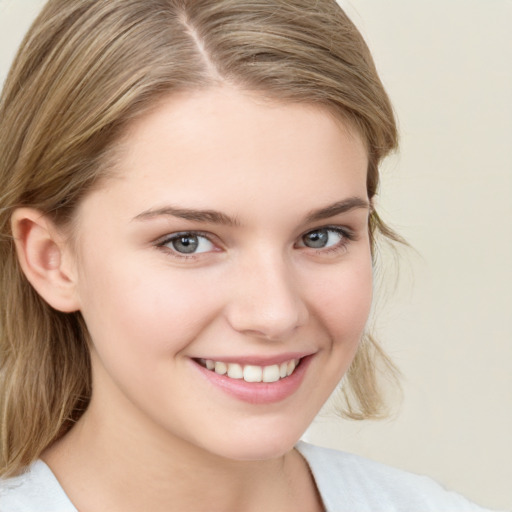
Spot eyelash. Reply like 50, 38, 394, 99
154, 226, 356, 260
297, 226, 356, 255
155, 231, 218, 260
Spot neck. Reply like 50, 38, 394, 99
43, 396, 322, 512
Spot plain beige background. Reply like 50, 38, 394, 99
1, 1, 511, 510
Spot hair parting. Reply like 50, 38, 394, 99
0, 0, 401, 476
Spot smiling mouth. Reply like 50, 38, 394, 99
196, 358, 301, 383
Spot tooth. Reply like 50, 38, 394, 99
227, 363, 243, 379
279, 362, 288, 378
243, 365, 263, 383
206, 360, 215, 370
262, 364, 280, 383
286, 359, 297, 377
215, 362, 227, 375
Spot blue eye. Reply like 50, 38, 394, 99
300, 228, 346, 249
161, 233, 215, 255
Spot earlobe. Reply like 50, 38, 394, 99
11, 208, 80, 313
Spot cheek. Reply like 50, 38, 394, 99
306, 258, 373, 343
76, 254, 223, 360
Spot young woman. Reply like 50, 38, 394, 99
0, 1, 499, 511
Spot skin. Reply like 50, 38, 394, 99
37, 87, 372, 511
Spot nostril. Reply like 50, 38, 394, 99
226, 302, 308, 341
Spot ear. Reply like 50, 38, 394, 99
11, 208, 80, 313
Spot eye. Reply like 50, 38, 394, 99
298, 227, 348, 250
158, 232, 216, 255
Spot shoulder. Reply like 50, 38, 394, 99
0, 461, 76, 512
296, 441, 500, 512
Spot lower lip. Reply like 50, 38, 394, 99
192, 356, 313, 405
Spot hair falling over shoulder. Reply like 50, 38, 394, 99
0, 0, 401, 477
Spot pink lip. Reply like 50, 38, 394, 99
191, 354, 314, 405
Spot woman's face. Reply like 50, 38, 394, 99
70, 87, 372, 460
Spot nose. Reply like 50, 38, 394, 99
225, 253, 309, 341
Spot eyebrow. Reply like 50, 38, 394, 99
304, 197, 370, 223
133, 206, 241, 226
132, 197, 369, 226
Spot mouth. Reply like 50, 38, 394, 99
195, 357, 302, 383
192, 354, 313, 404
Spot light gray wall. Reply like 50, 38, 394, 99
306, 2, 512, 510
1, 1, 510, 510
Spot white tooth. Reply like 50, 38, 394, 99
227, 363, 243, 379
262, 364, 280, 383
286, 359, 297, 377
243, 365, 263, 383
206, 360, 215, 370
279, 362, 288, 378
215, 361, 227, 375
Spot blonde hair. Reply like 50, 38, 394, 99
0, 0, 400, 477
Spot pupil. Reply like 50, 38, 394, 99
305, 230, 328, 248
173, 235, 198, 254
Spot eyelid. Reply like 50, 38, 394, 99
154, 230, 221, 258
153, 224, 357, 260
297, 225, 356, 242
154, 230, 212, 244
295, 225, 357, 253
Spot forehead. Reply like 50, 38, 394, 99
84, 87, 368, 222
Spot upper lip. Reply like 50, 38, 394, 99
192, 351, 315, 366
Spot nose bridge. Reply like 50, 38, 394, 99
226, 249, 307, 340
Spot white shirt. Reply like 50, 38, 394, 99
0, 459, 73, 512
296, 442, 501, 512
0, 442, 502, 511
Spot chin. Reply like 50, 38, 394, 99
199, 420, 307, 462
217, 440, 297, 462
